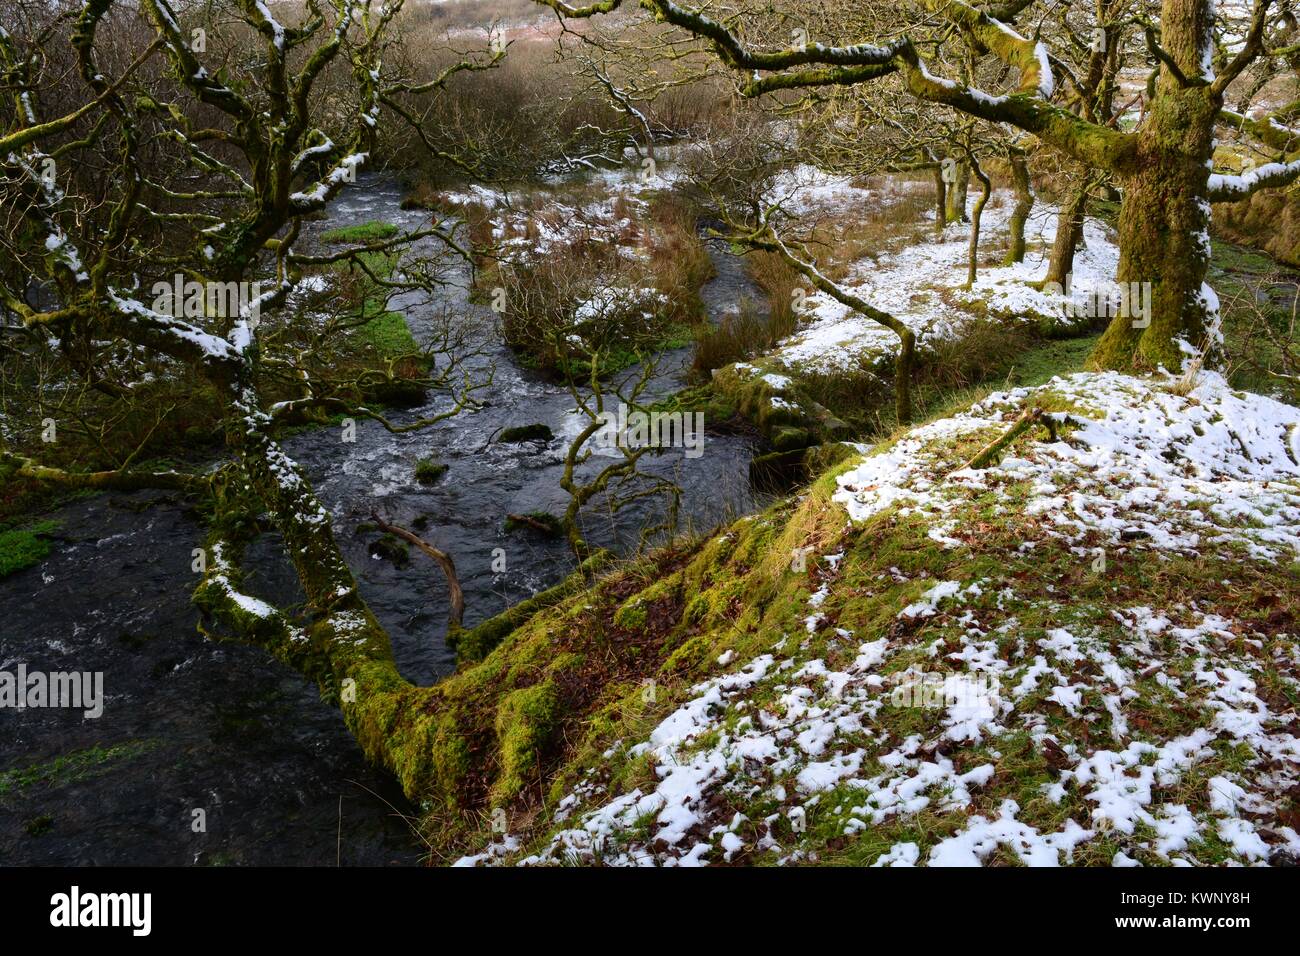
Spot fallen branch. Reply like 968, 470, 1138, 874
507, 512, 561, 535
371, 513, 465, 637
958, 406, 1057, 471
2, 453, 207, 493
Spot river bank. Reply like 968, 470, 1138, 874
0, 171, 767, 864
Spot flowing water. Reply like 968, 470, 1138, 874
0, 174, 768, 865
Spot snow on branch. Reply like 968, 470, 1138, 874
1207, 159, 1300, 201
106, 289, 244, 370
289, 152, 369, 210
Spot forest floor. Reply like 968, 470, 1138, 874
436, 182, 1300, 867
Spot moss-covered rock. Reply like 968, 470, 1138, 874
1213, 190, 1300, 268
770, 425, 814, 452
498, 423, 554, 443
710, 360, 851, 454
414, 458, 448, 484
0, 521, 57, 578
503, 511, 564, 537
369, 533, 410, 566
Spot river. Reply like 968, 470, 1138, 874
0, 172, 768, 865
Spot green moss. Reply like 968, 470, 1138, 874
320, 220, 400, 244
453, 551, 612, 663
612, 600, 647, 630
0, 740, 160, 796
770, 425, 814, 452
492, 681, 560, 805
0, 520, 56, 578
414, 458, 448, 484
356, 310, 420, 358
328, 248, 426, 373
546, 652, 585, 676
429, 710, 473, 808
662, 633, 714, 673
369, 533, 410, 566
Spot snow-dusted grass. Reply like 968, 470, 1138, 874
434, 157, 683, 268
773, 195, 1113, 374
765, 164, 932, 218
453, 369, 1300, 868
835, 370, 1300, 560
429, 165, 711, 376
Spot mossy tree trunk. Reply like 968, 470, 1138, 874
893, 327, 916, 424
1090, 0, 1219, 370
966, 157, 992, 287
945, 160, 970, 223
932, 162, 948, 235
1044, 180, 1089, 288
1004, 151, 1033, 265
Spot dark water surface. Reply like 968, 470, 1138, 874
0, 174, 767, 865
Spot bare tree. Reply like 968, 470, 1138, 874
1, 0, 508, 797
533, 0, 1300, 371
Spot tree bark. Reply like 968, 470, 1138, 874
932, 162, 948, 235
1091, 0, 1219, 371
967, 157, 992, 286
894, 327, 915, 424
1004, 152, 1033, 265
371, 514, 465, 637
945, 160, 970, 223
1044, 181, 1088, 288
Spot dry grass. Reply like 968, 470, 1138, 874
385, 22, 735, 184
646, 191, 716, 317
799, 177, 937, 283
746, 248, 801, 332
691, 298, 796, 381
487, 187, 714, 376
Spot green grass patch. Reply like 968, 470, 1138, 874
321, 220, 399, 244
356, 309, 419, 356
331, 249, 423, 362
0, 740, 160, 797
0, 520, 58, 578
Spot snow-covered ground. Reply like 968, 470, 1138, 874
765, 164, 932, 218
773, 195, 1118, 373
459, 370, 1300, 867
836, 370, 1300, 560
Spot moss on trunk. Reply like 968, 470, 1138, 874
1091, 91, 1217, 371
1090, 0, 1220, 371
1004, 153, 1033, 265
